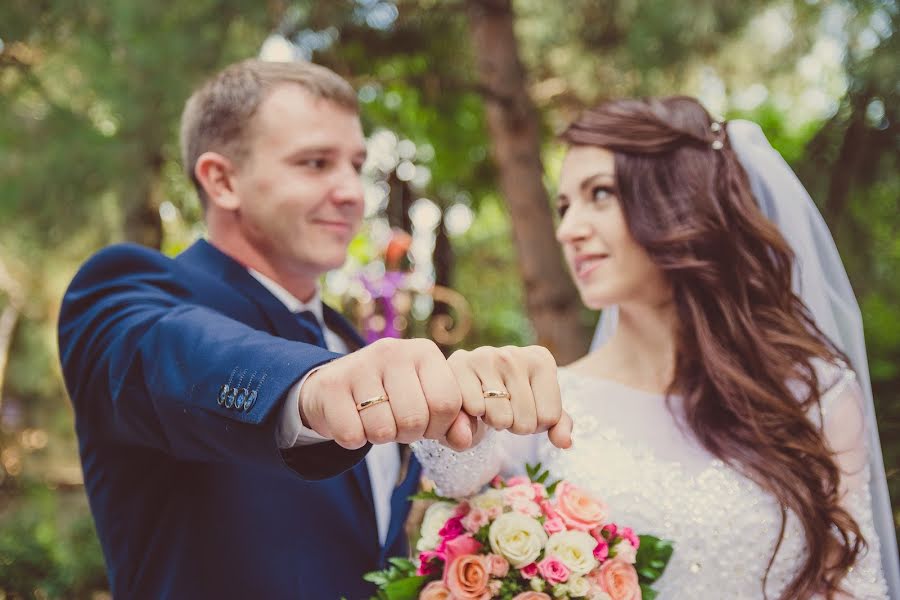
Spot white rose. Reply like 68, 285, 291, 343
589, 593, 613, 600
470, 488, 505, 516
488, 512, 548, 567
566, 575, 591, 598
416, 501, 457, 552
612, 539, 637, 564
545, 530, 599, 575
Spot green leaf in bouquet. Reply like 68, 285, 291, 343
640, 583, 658, 600
363, 570, 391, 585
545, 480, 560, 496
408, 489, 457, 503
634, 535, 674, 584
381, 575, 429, 600
386, 557, 418, 576
473, 523, 491, 546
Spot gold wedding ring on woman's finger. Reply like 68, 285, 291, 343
482, 389, 510, 400
357, 394, 390, 411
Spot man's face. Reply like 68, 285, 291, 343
231, 84, 367, 282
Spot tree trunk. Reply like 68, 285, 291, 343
465, 0, 590, 363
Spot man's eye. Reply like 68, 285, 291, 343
300, 158, 328, 169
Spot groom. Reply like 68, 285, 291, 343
58, 59, 567, 599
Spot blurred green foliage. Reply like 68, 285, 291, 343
0, 0, 896, 595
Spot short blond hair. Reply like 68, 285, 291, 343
180, 59, 359, 206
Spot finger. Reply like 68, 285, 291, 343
471, 348, 515, 431
546, 409, 573, 449
527, 349, 562, 432
352, 373, 396, 445
444, 412, 476, 452
448, 351, 486, 419
497, 350, 537, 435
416, 343, 463, 440
383, 362, 429, 444
323, 386, 367, 450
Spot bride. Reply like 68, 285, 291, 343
415, 97, 897, 598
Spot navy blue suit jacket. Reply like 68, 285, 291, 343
58, 239, 421, 599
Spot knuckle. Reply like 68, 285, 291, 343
333, 431, 364, 449
368, 424, 396, 444
529, 345, 555, 364
429, 393, 461, 415
396, 411, 428, 433
511, 421, 535, 435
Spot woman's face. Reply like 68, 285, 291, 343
555, 145, 671, 311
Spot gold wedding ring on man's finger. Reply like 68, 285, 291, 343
482, 389, 510, 400
357, 394, 390, 412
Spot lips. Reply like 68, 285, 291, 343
573, 254, 609, 279
314, 220, 353, 235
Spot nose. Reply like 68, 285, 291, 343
555, 204, 592, 246
330, 163, 365, 208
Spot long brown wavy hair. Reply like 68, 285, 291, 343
561, 96, 863, 599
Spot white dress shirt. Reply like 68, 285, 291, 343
248, 269, 400, 546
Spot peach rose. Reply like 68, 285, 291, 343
555, 482, 608, 531
419, 580, 452, 600
597, 558, 641, 600
511, 593, 551, 600
444, 554, 491, 600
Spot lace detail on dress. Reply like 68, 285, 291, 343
411, 430, 501, 498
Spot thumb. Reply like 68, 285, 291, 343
444, 411, 477, 452
547, 410, 573, 449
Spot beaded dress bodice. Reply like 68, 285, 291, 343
413, 368, 889, 599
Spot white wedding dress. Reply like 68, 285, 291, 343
413, 364, 890, 599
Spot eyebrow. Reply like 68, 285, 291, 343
556, 171, 615, 202
285, 145, 368, 161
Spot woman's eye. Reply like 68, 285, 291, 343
556, 203, 569, 218
592, 186, 614, 202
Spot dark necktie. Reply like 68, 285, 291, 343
296, 310, 327, 349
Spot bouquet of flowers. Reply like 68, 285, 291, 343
365, 464, 672, 600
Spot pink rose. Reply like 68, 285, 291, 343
511, 593, 551, 600
543, 516, 566, 535
600, 524, 618, 540
417, 550, 444, 575
503, 483, 537, 505
454, 501, 472, 518
443, 534, 482, 567
462, 508, 490, 533
490, 475, 504, 488
593, 539, 610, 562
506, 475, 531, 486
540, 500, 560, 520
511, 498, 542, 518
487, 553, 510, 578
444, 555, 491, 600
532, 483, 548, 500
619, 527, 640, 550
556, 482, 608, 531
519, 562, 539, 579
485, 504, 503, 519
419, 580, 452, 600
537, 556, 570, 585
439, 516, 465, 541
613, 540, 637, 564
597, 558, 641, 600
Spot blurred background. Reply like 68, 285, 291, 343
0, 0, 897, 596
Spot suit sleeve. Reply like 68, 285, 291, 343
57, 244, 368, 480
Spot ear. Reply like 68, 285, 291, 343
194, 152, 241, 211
